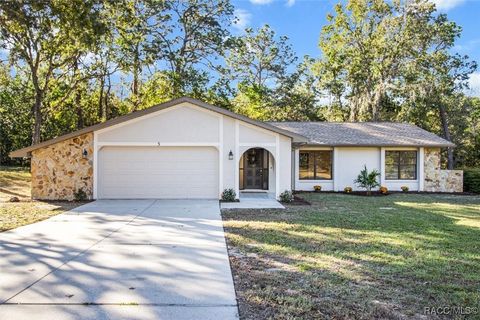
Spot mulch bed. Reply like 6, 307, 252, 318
296, 190, 389, 197
281, 195, 311, 205
344, 191, 389, 197
295, 190, 478, 197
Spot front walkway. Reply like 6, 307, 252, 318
0, 200, 238, 320
221, 192, 285, 209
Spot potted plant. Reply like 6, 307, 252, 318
313, 185, 322, 192
401, 186, 409, 192
354, 165, 380, 196
344, 186, 353, 193
379, 186, 388, 194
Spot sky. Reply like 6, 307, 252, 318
231, 0, 480, 96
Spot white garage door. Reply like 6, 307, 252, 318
98, 146, 219, 199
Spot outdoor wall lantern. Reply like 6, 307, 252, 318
82, 149, 88, 158
228, 150, 234, 160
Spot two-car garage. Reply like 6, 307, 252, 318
98, 146, 219, 199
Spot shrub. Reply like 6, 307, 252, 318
313, 185, 322, 192
354, 165, 380, 195
379, 186, 388, 194
221, 188, 236, 202
279, 190, 294, 203
401, 186, 409, 192
464, 168, 480, 193
344, 186, 353, 193
74, 188, 88, 201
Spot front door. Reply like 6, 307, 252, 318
244, 148, 264, 189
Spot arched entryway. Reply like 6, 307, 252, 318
239, 148, 275, 195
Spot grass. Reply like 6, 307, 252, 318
222, 193, 480, 319
0, 166, 84, 232
0, 166, 31, 201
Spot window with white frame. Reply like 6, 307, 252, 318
299, 150, 332, 180
385, 150, 417, 180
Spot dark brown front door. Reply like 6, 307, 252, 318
244, 148, 264, 189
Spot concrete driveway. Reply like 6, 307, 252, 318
0, 200, 238, 320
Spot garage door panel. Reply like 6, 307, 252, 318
98, 147, 218, 199
100, 187, 219, 199
101, 173, 218, 184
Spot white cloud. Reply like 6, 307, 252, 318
286, 0, 295, 7
467, 72, 480, 97
250, 0, 274, 5
430, 0, 465, 11
453, 38, 480, 53
233, 9, 252, 31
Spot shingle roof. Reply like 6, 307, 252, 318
268, 122, 454, 147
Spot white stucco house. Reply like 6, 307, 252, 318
10, 97, 462, 201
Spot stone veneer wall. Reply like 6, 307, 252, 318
424, 148, 463, 192
31, 133, 94, 200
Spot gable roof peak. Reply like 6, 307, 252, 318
10, 97, 307, 158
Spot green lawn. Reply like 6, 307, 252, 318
0, 167, 83, 231
222, 193, 480, 319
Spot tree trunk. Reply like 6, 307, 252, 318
438, 103, 454, 169
371, 87, 383, 121
349, 95, 359, 121
173, 59, 186, 97
76, 89, 84, 129
105, 74, 112, 119
132, 44, 140, 110
32, 91, 42, 145
98, 76, 105, 120
132, 64, 139, 97
31, 65, 43, 145
72, 58, 84, 129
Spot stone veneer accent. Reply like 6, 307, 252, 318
424, 148, 463, 192
31, 133, 94, 200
